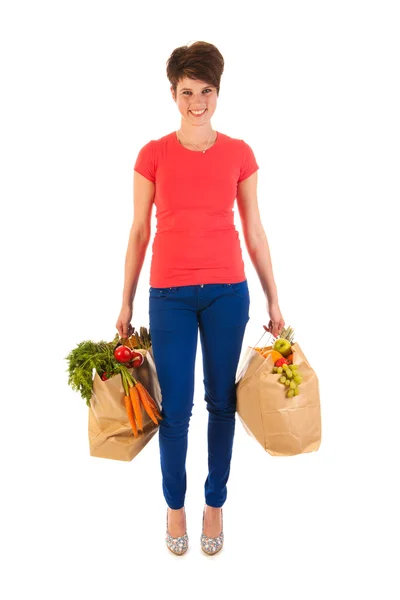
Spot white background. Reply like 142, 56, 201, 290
1, 1, 399, 598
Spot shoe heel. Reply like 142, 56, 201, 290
166, 507, 189, 556
200, 504, 224, 555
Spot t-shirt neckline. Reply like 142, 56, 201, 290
173, 130, 219, 154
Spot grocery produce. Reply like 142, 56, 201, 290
252, 345, 272, 353
66, 339, 120, 406
114, 345, 134, 363
135, 381, 162, 426
129, 384, 143, 432
141, 386, 162, 417
122, 326, 152, 351
273, 338, 291, 358
275, 357, 289, 368
131, 350, 145, 367
261, 349, 283, 363
124, 394, 139, 437
66, 326, 163, 435
267, 325, 304, 399
66, 327, 153, 398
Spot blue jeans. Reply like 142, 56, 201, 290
148, 280, 250, 509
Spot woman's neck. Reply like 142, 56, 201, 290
176, 127, 217, 149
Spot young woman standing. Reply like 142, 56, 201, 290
116, 41, 285, 555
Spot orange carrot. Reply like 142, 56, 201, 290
135, 381, 155, 407
147, 394, 162, 416
136, 382, 159, 425
129, 384, 143, 431
142, 391, 162, 418
136, 382, 163, 420
124, 395, 139, 437
151, 406, 162, 421
148, 400, 163, 421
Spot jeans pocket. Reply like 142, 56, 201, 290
229, 280, 249, 298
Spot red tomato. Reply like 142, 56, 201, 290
114, 345, 134, 363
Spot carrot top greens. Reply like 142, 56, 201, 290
65, 334, 131, 406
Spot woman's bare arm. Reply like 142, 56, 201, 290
236, 171, 279, 305
121, 171, 155, 306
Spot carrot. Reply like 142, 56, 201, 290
129, 384, 143, 432
148, 396, 162, 417
136, 382, 159, 425
148, 400, 163, 421
142, 391, 162, 418
151, 405, 163, 421
135, 381, 156, 408
124, 395, 139, 437
136, 382, 163, 420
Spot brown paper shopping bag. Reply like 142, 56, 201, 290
235, 330, 321, 456
88, 346, 162, 461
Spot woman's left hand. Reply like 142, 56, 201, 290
264, 301, 285, 338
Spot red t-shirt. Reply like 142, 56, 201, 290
133, 130, 259, 287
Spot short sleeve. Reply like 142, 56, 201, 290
238, 139, 259, 183
133, 140, 156, 183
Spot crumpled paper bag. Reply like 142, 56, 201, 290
235, 341, 321, 456
88, 346, 161, 461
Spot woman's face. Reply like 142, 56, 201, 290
171, 77, 218, 126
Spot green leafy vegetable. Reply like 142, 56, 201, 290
65, 338, 134, 407
65, 331, 152, 407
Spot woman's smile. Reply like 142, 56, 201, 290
189, 108, 207, 117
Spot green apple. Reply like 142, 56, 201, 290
273, 338, 292, 357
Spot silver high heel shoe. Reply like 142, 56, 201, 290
165, 507, 189, 555
200, 504, 224, 555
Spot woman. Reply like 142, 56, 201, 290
116, 41, 285, 556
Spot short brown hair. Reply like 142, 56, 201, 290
166, 41, 224, 98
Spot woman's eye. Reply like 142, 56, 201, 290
183, 89, 212, 95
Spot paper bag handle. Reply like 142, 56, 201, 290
251, 325, 276, 350
236, 326, 275, 383
252, 326, 296, 375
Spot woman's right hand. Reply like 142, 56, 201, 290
116, 304, 134, 338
